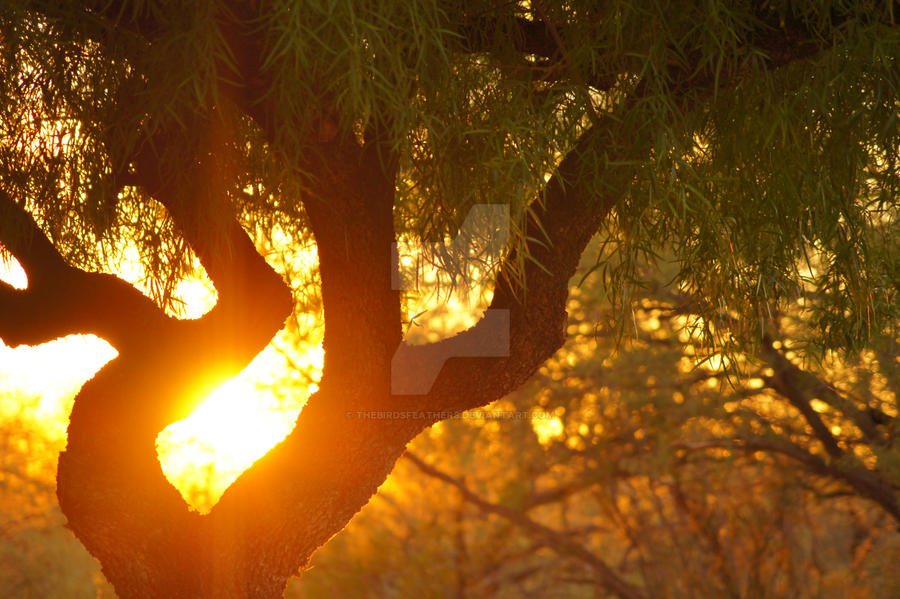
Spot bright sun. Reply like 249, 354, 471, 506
155, 345, 317, 511
0, 254, 321, 513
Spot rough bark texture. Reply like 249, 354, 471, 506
0, 2, 842, 597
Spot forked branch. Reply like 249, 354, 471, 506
393, 118, 642, 413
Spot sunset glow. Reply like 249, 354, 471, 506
2, 243, 487, 512
0, 256, 319, 512
156, 344, 315, 511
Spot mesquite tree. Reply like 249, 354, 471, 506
0, 1, 898, 597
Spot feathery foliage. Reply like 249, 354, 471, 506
0, 0, 897, 348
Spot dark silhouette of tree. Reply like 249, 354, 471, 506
0, 2, 897, 597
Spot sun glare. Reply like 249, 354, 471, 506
1, 253, 27, 289
0, 254, 319, 513
156, 346, 310, 512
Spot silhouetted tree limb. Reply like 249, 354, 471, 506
0, 187, 172, 350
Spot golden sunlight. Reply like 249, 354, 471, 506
156, 345, 312, 512
0, 255, 319, 513
532, 411, 565, 445
2, 232, 482, 512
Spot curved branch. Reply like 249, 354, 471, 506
391, 8, 862, 415
129, 123, 293, 399
760, 335, 888, 447
0, 188, 173, 351
54, 118, 294, 597
393, 118, 640, 412
760, 336, 845, 460
0, 188, 68, 284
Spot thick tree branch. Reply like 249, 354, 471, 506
392, 10, 855, 414
392, 116, 638, 412
298, 138, 401, 391
760, 336, 888, 446
760, 336, 845, 460
0, 187, 173, 351
129, 120, 293, 369
48, 113, 294, 596
0, 188, 68, 284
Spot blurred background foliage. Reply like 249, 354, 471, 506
0, 395, 115, 598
